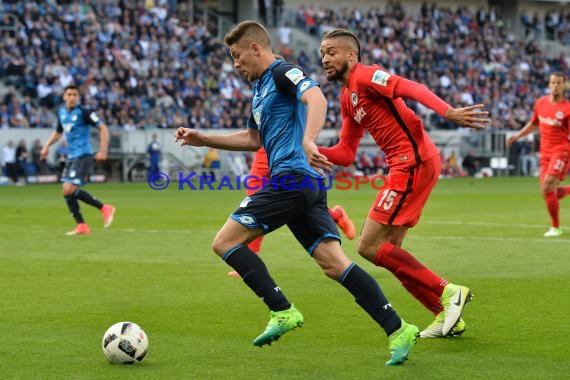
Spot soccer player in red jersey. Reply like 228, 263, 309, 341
310, 29, 491, 338
507, 72, 570, 237
228, 147, 356, 276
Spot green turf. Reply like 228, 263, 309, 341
1, 177, 569, 379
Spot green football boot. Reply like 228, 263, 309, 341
385, 320, 419, 366
253, 304, 304, 347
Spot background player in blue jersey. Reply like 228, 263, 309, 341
40, 85, 115, 235
175, 20, 418, 366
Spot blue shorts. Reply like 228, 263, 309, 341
230, 173, 341, 254
61, 155, 93, 186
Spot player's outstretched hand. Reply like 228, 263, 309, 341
445, 104, 490, 130
94, 151, 107, 162
175, 127, 205, 147
506, 135, 519, 147
40, 146, 49, 161
304, 140, 333, 173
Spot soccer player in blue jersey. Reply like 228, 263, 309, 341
175, 20, 418, 366
40, 85, 115, 235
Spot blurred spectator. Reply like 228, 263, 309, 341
461, 149, 480, 177
15, 139, 28, 180
1, 140, 19, 183
518, 140, 538, 176
202, 147, 220, 181
30, 138, 47, 174
147, 133, 161, 175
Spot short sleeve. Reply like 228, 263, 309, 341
81, 107, 102, 127
273, 63, 319, 99
358, 65, 400, 99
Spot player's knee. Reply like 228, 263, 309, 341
357, 240, 386, 261
210, 239, 227, 257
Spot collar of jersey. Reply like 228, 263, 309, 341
258, 59, 283, 83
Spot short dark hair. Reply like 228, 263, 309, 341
551, 72, 566, 82
223, 20, 271, 48
63, 84, 79, 93
322, 29, 361, 62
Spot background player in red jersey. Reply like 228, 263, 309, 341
228, 147, 356, 277
309, 29, 490, 338
507, 72, 570, 237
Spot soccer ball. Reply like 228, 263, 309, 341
102, 322, 149, 364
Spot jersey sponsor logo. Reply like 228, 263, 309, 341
299, 80, 311, 92
351, 92, 358, 105
354, 107, 366, 124
371, 69, 391, 86
285, 68, 305, 85
538, 115, 562, 127
89, 112, 100, 123
399, 155, 408, 161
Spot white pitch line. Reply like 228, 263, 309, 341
112, 228, 570, 244
425, 220, 546, 229
15, 226, 570, 244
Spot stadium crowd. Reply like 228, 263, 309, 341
0, 0, 569, 132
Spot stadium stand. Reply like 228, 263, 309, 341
1, 0, 569, 181
0, 0, 568, 132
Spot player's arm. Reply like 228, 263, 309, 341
176, 127, 261, 151
272, 62, 330, 171
301, 86, 332, 171
81, 108, 109, 162
95, 122, 110, 162
393, 77, 489, 130
40, 131, 62, 161
318, 116, 363, 167
506, 120, 538, 147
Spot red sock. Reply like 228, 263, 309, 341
328, 207, 341, 222
557, 186, 570, 199
248, 236, 264, 254
374, 242, 448, 301
544, 191, 560, 227
402, 280, 443, 315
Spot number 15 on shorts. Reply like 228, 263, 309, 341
378, 189, 398, 210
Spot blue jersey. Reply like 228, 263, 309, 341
246, 60, 320, 179
56, 105, 102, 159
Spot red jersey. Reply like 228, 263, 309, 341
339, 64, 439, 170
531, 96, 570, 155
249, 147, 269, 177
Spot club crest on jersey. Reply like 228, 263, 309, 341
72, 115, 77, 121
351, 92, 358, 105
253, 106, 262, 125
556, 111, 564, 119
62, 123, 73, 132
371, 69, 391, 86
285, 68, 305, 85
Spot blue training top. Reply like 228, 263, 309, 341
56, 105, 102, 159
246, 60, 321, 179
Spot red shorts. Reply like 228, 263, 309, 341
539, 146, 570, 184
368, 155, 440, 227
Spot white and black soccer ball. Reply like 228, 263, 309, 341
102, 322, 149, 364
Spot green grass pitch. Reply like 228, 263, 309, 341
1, 177, 569, 379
